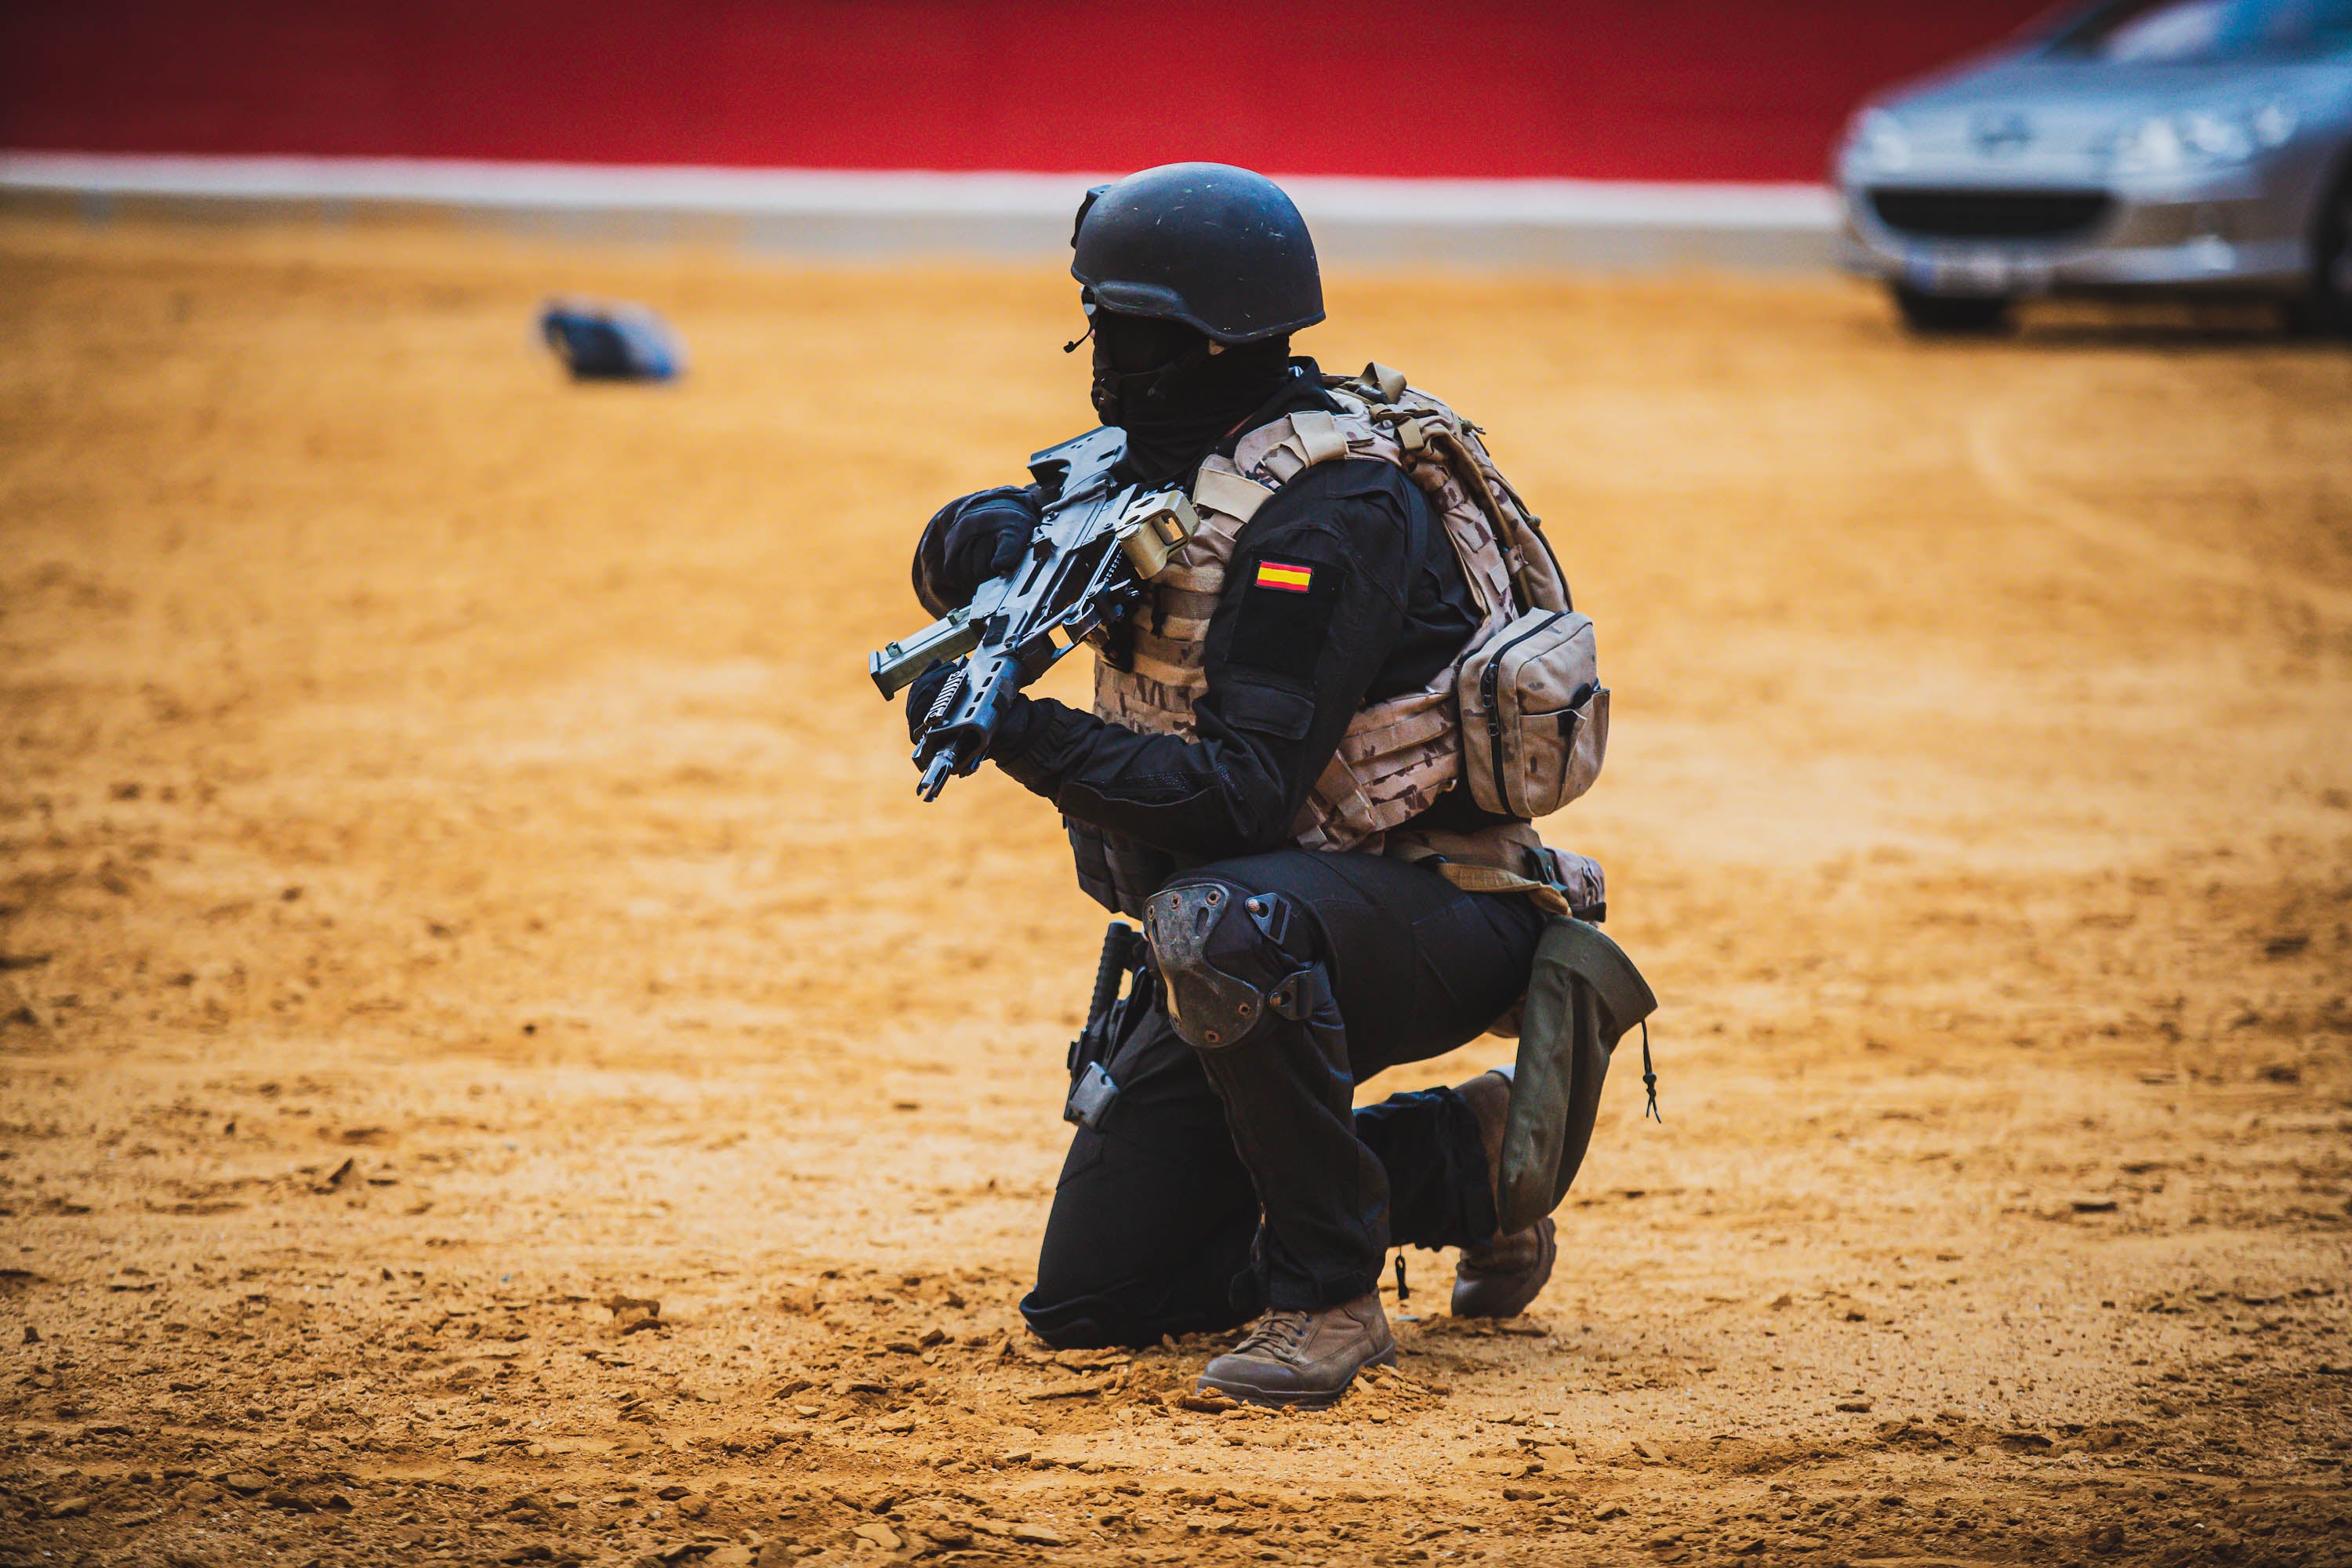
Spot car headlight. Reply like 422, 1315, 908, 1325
1846, 108, 1911, 172
2111, 102, 2296, 173
2251, 101, 2297, 147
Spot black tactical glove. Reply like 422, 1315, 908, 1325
904, 660, 956, 745
903, 660, 1036, 760
915, 486, 1041, 612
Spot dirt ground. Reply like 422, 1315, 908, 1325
1, 212, 2348, 1568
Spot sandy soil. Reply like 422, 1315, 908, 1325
1, 213, 2348, 1568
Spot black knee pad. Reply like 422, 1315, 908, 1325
1143, 880, 1319, 1051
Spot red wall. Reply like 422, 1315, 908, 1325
1, 1, 2058, 183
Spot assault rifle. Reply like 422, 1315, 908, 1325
869, 426, 1199, 800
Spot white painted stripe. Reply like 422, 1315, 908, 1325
1297, 175, 1835, 230
0, 152, 1838, 231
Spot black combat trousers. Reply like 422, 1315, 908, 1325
1019, 849, 1546, 1349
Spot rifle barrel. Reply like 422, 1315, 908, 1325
918, 750, 958, 800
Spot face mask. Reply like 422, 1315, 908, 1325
1086, 310, 1292, 483
1088, 312, 1212, 427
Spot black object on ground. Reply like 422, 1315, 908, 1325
538, 300, 682, 381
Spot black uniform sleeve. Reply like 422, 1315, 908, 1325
991, 460, 1429, 860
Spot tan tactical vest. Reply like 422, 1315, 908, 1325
1093, 368, 1563, 854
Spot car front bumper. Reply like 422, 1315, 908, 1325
1839, 180, 2311, 296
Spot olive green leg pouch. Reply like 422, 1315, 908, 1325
1494, 917, 1658, 1237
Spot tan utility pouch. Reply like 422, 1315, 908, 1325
1457, 608, 1608, 820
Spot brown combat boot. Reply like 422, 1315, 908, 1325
1197, 1293, 1396, 1409
1451, 1066, 1559, 1319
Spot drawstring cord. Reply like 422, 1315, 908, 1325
1640, 1018, 1661, 1123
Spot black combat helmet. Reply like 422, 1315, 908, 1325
1071, 163, 1324, 345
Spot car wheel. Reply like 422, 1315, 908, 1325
2285, 167, 2352, 337
1890, 284, 2014, 336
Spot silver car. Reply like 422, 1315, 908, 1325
1837, 0, 2352, 332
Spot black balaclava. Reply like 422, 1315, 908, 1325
1087, 308, 1294, 485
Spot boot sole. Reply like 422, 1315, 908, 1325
1197, 1346, 1396, 1410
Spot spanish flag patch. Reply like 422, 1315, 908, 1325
1253, 559, 1315, 593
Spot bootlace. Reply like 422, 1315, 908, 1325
1231, 1308, 1312, 1363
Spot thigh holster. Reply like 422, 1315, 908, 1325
1143, 882, 1319, 1051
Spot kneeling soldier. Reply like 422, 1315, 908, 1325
902, 163, 1609, 1406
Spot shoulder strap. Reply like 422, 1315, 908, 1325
1192, 465, 1276, 523
1233, 408, 1355, 484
